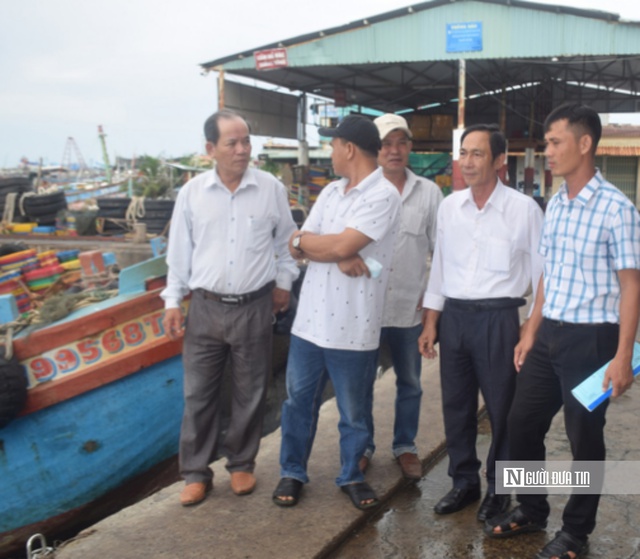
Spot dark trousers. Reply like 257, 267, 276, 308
439, 302, 520, 492
179, 289, 273, 484
509, 318, 619, 537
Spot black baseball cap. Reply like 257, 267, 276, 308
318, 115, 382, 155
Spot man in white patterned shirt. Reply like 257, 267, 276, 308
272, 115, 401, 511
486, 104, 640, 559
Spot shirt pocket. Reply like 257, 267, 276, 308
247, 215, 276, 252
485, 236, 512, 273
401, 207, 424, 236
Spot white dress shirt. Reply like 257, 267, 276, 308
161, 167, 299, 309
423, 179, 544, 311
292, 168, 401, 350
383, 169, 443, 328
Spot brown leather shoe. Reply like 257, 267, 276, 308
230, 471, 256, 496
397, 452, 422, 480
179, 480, 212, 506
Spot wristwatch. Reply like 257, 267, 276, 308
292, 233, 305, 253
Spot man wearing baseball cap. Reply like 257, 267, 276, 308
360, 114, 443, 480
273, 114, 401, 510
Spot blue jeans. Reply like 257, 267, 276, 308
364, 324, 423, 459
279, 335, 378, 486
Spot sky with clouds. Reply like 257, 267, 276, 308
1, 0, 639, 168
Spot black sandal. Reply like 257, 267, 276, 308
340, 481, 379, 510
484, 505, 547, 539
272, 477, 303, 507
535, 530, 589, 559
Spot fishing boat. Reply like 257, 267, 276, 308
0, 256, 186, 557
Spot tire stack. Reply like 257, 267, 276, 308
137, 199, 174, 235
96, 197, 130, 235
0, 177, 34, 223
22, 190, 68, 226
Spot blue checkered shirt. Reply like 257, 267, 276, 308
541, 170, 640, 324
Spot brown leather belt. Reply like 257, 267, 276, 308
196, 281, 275, 306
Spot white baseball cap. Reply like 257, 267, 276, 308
373, 114, 413, 141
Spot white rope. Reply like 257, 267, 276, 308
2, 326, 13, 360
125, 196, 146, 223
2, 192, 17, 223
18, 192, 36, 216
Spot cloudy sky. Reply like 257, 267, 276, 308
2, 0, 639, 168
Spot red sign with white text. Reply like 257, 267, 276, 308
255, 48, 288, 71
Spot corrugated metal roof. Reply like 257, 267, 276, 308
203, 0, 640, 71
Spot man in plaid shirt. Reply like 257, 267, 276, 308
486, 103, 640, 559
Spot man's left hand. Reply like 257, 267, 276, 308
272, 288, 291, 314
602, 356, 635, 398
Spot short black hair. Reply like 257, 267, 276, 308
460, 124, 506, 161
204, 109, 250, 144
544, 103, 601, 156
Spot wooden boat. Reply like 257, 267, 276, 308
0, 256, 186, 558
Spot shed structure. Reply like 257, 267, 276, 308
201, 0, 640, 200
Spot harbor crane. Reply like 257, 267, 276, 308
98, 125, 113, 184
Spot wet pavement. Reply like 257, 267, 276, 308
328, 393, 640, 559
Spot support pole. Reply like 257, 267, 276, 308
452, 59, 466, 191
217, 68, 225, 110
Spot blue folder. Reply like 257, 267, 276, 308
571, 342, 640, 411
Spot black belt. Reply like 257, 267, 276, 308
197, 281, 275, 306
544, 318, 615, 328
446, 297, 526, 312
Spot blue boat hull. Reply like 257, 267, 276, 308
0, 354, 183, 549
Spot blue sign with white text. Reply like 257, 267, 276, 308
446, 22, 483, 53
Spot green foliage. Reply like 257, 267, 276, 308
260, 158, 281, 178
131, 154, 195, 198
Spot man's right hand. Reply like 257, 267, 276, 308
162, 308, 185, 341
513, 327, 535, 372
418, 321, 438, 359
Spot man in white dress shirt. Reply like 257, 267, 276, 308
360, 114, 442, 480
419, 124, 544, 522
162, 109, 299, 506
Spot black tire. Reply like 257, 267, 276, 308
0, 356, 28, 429
97, 197, 131, 210
0, 177, 31, 193
138, 219, 170, 234
22, 191, 66, 209
0, 242, 28, 257
24, 199, 68, 218
97, 208, 128, 218
142, 200, 175, 211
136, 209, 173, 220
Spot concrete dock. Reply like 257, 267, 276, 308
51, 348, 640, 559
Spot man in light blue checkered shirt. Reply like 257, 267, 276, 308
485, 104, 640, 559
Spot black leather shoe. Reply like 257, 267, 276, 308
434, 486, 481, 515
477, 492, 511, 522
